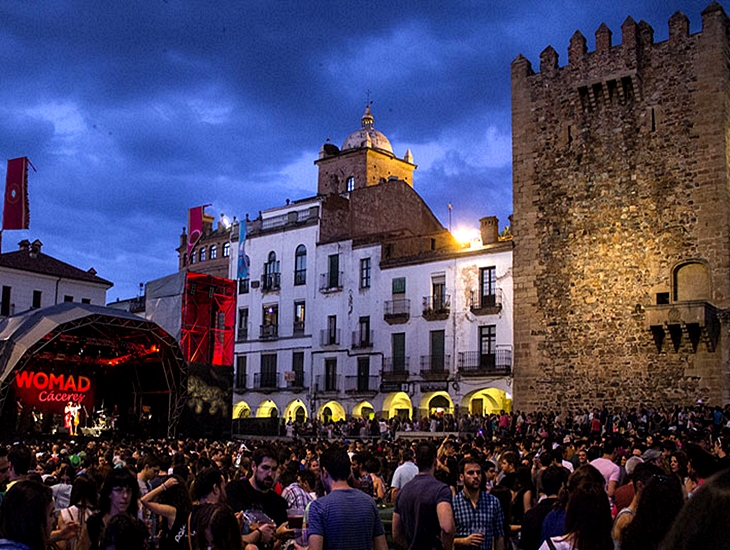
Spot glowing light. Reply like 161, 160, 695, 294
505, 392, 513, 400
452, 226, 480, 245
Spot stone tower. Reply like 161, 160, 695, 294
511, 3, 730, 409
315, 105, 416, 195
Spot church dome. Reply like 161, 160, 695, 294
341, 105, 393, 153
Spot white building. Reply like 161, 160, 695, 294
231, 109, 513, 423
0, 239, 112, 317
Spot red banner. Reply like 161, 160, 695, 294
3, 157, 29, 230
187, 205, 206, 257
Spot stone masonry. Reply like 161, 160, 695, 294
511, 3, 730, 409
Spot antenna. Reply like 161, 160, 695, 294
366, 90, 372, 105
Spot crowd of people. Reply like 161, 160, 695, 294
0, 402, 730, 550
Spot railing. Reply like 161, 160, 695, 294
259, 324, 279, 340
457, 348, 512, 375
345, 375, 380, 393
469, 288, 503, 312
384, 299, 410, 322
422, 295, 451, 314
320, 329, 340, 346
382, 357, 410, 380
253, 372, 281, 390
351, 330, 374, 348
261, 273, 281, 291
315, 374, 341, 393
237, 323, 249, 341
319, 271, 343, 292
293, 321, 305, 336
260, 208, 317, 231
420, 355, 451, 379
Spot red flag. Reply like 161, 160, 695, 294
3, 157, 29, 230
187, 205, 207, 257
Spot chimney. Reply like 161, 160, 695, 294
480, 216, 500, 245
29, 239, 42, 258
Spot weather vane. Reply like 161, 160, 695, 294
366, 90, 372, 106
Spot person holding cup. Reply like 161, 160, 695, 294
453, 457, 505, 550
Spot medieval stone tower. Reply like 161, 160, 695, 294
511, 3, 730, 409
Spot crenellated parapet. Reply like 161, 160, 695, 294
511, 2, 728, 87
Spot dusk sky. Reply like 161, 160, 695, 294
0, 1, 716, 301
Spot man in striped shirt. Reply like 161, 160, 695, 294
307, 446, 387, 550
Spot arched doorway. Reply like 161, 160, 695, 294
353, 401, 375, 420
317, 401, 345, 423
232, 400, 251, 419
256, 400, 279, 418
284, 399, 308, 423
382, 392, 413, 421
418, 391, 454, 416
461, 388, 512, 415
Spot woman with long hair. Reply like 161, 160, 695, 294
663, 468, 730, 550
539, 484, 613, 550
85, 468, 147, 550
57, 474, 99, 550
620, 473, 683, 550
140, 475, 192, 550
0, 480, 55, 550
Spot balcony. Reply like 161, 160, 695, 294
384, 299, 410, 324
259, 324, 279, 340
345, 375, 379, 395
261, 273, 281, 292
284, 370, 307, 391
420, 355, 451, 381
315, 374, 341, 394
469, 288, 503, 315
253, 372, 282, 391
320, 329, 340, 346
644, 301, 720, 353
382, 357, 410, 381
422, 295, 451, 321
236, 323, 250, 342
293, 321, 305, 336
351, 330, 374, 349
319, 271, 343, 293
457, 348, 512, 376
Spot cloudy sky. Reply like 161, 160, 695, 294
0, 0, 715, 301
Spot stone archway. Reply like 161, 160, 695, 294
284, 399, 308, 423
419, 391, 454, 418
232, 400, 251, 419
317, 400, 345, 422
461, 388, 512, 415
256, 399, 279, 418
382, 392, 413, 421
353, 400, 375, 420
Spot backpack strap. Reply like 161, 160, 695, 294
546, 538, 558, 550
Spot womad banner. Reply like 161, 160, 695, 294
13, 370, 95, 414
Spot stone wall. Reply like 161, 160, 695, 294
511, 4, 730, 409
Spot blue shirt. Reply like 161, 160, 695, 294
308, 488, 385, 550
452, 490, 505, 550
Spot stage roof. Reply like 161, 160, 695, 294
0, 302, 185, 385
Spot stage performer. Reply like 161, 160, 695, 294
64, 402, 74, 434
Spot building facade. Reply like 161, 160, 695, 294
0, 239, 112, 317
512, 4, 730, 409
231, 109, 513, 423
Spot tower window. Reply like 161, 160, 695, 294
347, 176, 355, 192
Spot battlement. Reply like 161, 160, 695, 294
511, 2, 728, 80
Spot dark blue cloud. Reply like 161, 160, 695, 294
0, 0, 718, 300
